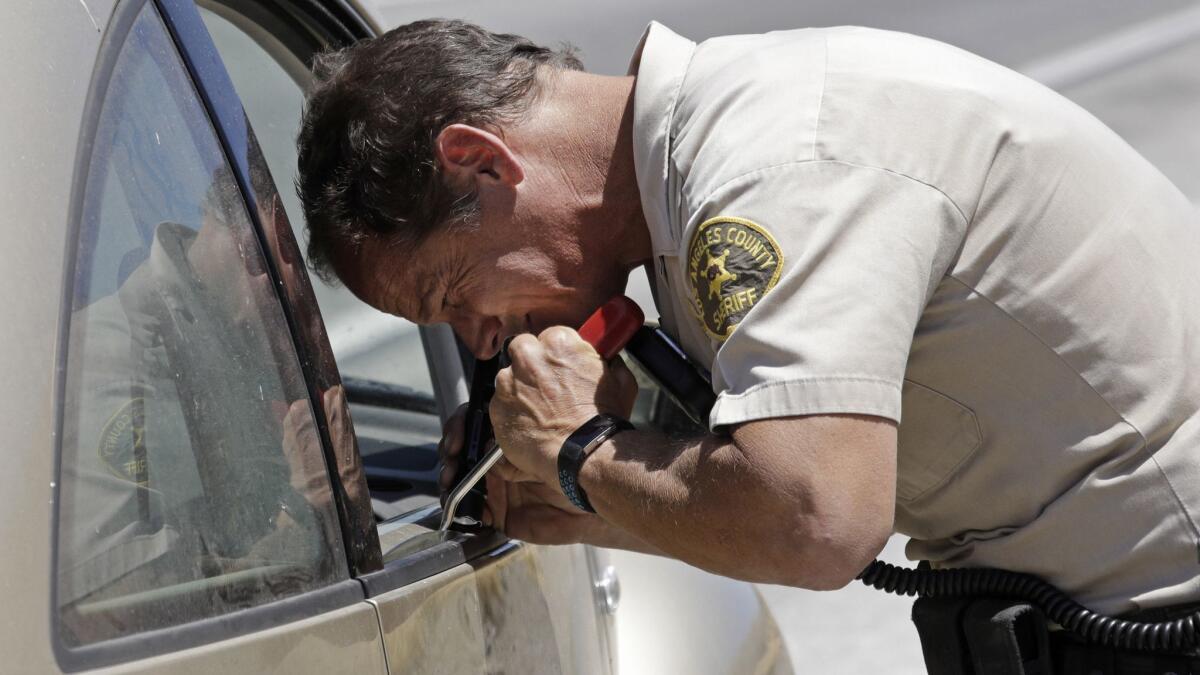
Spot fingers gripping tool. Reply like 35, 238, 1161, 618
438, 296, 645, 531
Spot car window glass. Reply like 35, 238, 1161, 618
198, 4, 435, 399
56, 3, 346, 647
197, 4, 445, 521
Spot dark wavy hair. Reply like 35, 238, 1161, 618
296, 19, 583, 283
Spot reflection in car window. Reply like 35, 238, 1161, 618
56, 3, 345, 646
199, 4, 435, 399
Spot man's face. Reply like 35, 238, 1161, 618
342, 214, 626, 359
335, 109, 645, 358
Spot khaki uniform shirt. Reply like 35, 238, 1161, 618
629, 22, 1200, 615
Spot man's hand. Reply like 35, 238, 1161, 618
482, 472, 598, 544
489, 326, 638, 486
438, 392, 641, 549
483, 471, 665, 554
436, 401, 540, 511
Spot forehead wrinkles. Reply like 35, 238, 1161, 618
387, 233, 460, 322
349, 238, 418, 320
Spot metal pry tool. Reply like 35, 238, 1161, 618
439, 354, 499, 530
439, 443, 505, 531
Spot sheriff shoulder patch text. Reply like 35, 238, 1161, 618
687, 216, 784, 340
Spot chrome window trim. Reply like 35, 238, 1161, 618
360, 530, 512, 599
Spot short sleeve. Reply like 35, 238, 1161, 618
686, 161, 967, 429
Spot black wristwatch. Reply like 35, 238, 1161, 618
557, 413, 634, 513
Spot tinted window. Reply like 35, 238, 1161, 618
56, 3, 346, 646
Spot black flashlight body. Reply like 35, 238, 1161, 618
625, 326, 717, 427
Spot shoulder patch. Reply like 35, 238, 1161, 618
98, 398, 149, 485
687, 216, 784, 341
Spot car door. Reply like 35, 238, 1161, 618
50, 0, 387, 671
193, 1, 618, 672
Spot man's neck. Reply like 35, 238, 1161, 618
535, 71, 653, 274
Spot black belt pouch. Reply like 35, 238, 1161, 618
913, 596, 976, 675
912, 597, 1055, 675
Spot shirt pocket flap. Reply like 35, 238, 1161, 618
896, 381, 982, 503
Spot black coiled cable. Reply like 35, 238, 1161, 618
858, 559, 1200, 653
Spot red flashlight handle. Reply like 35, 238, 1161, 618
577, 296, 645, 360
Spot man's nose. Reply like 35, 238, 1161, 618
457, 315, 503, 359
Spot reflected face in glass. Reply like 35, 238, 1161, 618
259, 192, 304, 288
183, 210, 293, 385
191, 211, 268, 297
189, 172, 286, 344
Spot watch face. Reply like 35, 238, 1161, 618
576, 416, 614, 448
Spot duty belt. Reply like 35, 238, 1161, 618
913, 596, 1200, 675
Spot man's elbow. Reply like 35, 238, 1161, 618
728, 413, 898, 590
801, 515, 891, 590
769, 508, 892, 591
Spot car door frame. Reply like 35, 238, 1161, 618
171, 0, 536, 645
136, 3, 613, 672
191, 0, 505, 556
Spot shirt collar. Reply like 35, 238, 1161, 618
628, 22, 695, 255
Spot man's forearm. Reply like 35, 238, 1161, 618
582, 515, 667, 557
578, 429, 847, 588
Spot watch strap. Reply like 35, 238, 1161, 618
558, 414, 634, 513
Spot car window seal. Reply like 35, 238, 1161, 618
342, 375, 439, 416
55, 579, 364, 672
357, 529, 510, 599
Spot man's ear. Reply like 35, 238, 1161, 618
435, 124, 524, 192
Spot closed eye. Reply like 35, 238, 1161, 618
441, 265, 469, 313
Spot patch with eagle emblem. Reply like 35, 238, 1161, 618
687, 216, 784, 341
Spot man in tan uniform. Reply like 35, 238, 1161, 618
297, 18, 1200, 667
